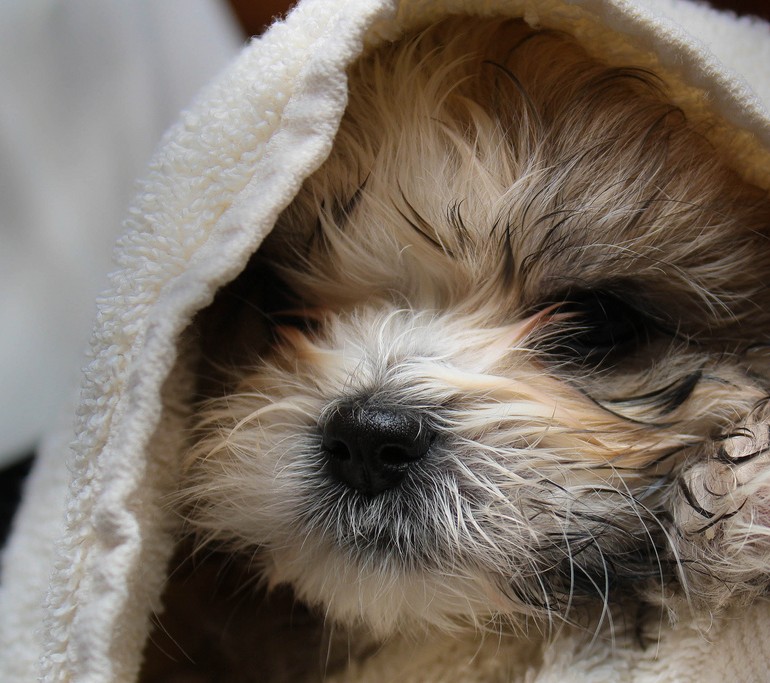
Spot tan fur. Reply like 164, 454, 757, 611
173, 17, 770, 671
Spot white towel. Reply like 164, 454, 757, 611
2, 1, 770, 681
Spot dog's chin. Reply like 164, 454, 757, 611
262, 542, 513, 637
259, 481, 659, 637
259, 454, 564, 636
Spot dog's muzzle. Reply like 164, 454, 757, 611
321, 403, 433, 496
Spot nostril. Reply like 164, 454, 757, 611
378, 438, 429, 466
378, 445, 412, 466
326, 440, 351, 462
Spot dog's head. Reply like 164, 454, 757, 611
181, 20, 770, 636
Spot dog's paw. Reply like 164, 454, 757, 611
668, 402, 770, 609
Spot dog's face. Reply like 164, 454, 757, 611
182, 20, 770, 636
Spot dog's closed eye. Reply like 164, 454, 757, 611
546, 288, 655, 363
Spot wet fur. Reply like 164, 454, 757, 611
176, 17, 770, 663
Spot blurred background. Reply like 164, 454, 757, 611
1, 0, 769, 546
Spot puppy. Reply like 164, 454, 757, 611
174, 16, 770, 671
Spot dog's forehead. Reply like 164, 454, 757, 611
273, 23, 769, 320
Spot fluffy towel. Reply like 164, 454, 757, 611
2, 0, 770, 681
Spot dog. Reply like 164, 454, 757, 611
170, 16, 770, 677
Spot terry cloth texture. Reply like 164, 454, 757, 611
2, 0, 770, 681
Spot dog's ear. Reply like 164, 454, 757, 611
666, 397, 770, 609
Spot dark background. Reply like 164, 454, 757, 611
227, 0, 770, 35
708, 0, 770, 18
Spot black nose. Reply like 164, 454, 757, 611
321, 404, 433, 496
